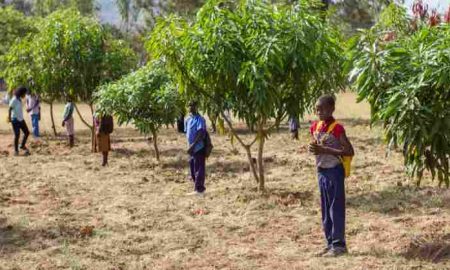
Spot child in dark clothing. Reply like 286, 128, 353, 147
8, 86, 30, 156
308, 95, 354, 257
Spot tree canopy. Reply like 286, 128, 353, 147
348, 3, 450, 187
149, 0, 345, 190
95, 61, 181, 160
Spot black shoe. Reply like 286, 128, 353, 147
323, 246, 348, 257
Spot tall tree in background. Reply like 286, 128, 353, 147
33, 0, 97, 16
116, 0, 132, 32
2, 9, 137, 137
0, 7, 37, 78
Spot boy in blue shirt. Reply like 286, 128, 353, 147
185, 101, 207, 195
309, 95, 354, 257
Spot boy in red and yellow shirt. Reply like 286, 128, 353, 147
309, 95, 354, 257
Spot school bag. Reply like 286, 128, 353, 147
204, 131, 213, 158
99, 115, 114, 134
315, 121, 353, 177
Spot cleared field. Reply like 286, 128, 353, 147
0, 93, 448, 270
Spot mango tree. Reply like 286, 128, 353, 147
347, 3, 450, 187
1, 33, 66, 135
149, 0, 344, 191
95, 61, 181, 161
2, 9, 137, 136
0, 7, 36, 74
42, 9, 137, 132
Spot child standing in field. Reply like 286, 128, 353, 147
185, 101, 207, 195
288, 115, 300, 140
62, 97, 75, 148
93, 113, 113, 166
308, 95, 354, 257
8, 86, 30, 156
26, 89, 41, 138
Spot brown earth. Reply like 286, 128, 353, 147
0, 93, 448, 270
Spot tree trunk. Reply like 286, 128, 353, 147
257, 124, 266, 192
74, 104, 93, 130
74, 103, 94, 150
151, 130, 160, 161
49, 101, 57, 136
244, 146, 259, 183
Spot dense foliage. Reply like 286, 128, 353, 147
2, 9, 137, 134
149, 0, 345, 190
348, 3, 450, 187
0, 7, 36, 69
95, 61, 181, 160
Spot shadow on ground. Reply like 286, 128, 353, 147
0, 217, 94, 255
347, 186, 450, 215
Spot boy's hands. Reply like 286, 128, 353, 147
308, 142, 327, 155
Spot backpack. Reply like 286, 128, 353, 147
99, 115, 114, 134
204, 131, 213, 158
315, 121, 353, 177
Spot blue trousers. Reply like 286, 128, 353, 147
318, 164, 346, 248
31, 114, 40, 137
189, 149, 206, 193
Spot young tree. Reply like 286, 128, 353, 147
38, 9, 136, 132
95, 61, 181, 161
2, 9, 137, 136
149, 0, 344, 191
347, 3, 450, 187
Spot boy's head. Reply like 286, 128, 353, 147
188, 101, 198, 114
315, 95, 335, 121
15, 86, 28, 98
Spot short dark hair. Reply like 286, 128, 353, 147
318, 94, 335, 108
14, 86, 28, 97
188, 100, 198, 107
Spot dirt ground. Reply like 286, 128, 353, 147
0, 93, 449, 270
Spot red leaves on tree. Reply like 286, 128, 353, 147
413, 0, 428, 19
429, 9, 441, 27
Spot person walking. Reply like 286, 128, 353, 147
8, 86, 30, 156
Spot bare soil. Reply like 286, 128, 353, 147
0, 93, 448, 270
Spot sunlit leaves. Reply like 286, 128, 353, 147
149, 0, 344, 125
348, 7, 450, 187
95, 61, 181, 136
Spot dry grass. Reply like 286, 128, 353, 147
0, 93, 449, 270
